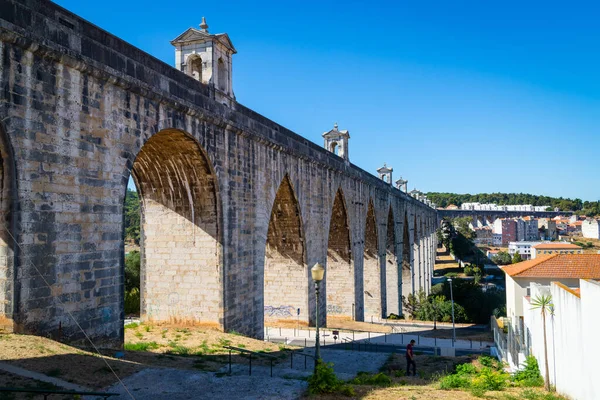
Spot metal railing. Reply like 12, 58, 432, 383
0, 387, 119, 399
224, 346, 278, 377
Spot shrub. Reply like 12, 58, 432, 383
439, 373, 470, 389
307, 360, 354, 396
124, 288, 140, 315
349, 372, 392, 386
478, 355, 496, 369
456, 363, 478, 375
513, 356, 544, 387
472, 367, 508, 391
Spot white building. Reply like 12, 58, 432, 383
531, 242, 583, 259
507, 241, 541, 260
582, 218, 600, 239
522, 280, 600, 400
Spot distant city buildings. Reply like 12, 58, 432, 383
460, 202, 556, 212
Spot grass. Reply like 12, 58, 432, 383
124, 341, 160, 351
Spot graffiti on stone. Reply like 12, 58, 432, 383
327, 304, 343, 314
264, 305, 294, 318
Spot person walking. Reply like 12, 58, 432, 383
406, 339, 416, 376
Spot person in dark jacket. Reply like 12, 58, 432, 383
406, 339, 416, 376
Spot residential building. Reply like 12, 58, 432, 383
531, 242, 583, 259
582, 218, 600, 239
522, 217, 539, 241
515, 218, 526, 241
460, 203, 551, 211
474, 226, 493, 245
446, 204, 459, 210
487, 249, 499, 260
493, 218, 517, 246
495, 254, 600, 399
507, 241, 541, 261
500, 254, 600, 338
569, 220, 583, 235
537, 218, 557, 240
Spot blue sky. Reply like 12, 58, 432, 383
54, 0, 600, 201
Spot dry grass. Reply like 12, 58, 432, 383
0, 323, 298, 389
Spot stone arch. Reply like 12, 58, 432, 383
414, 214, 420, 293
362, 199, 380, 320
401, 210, 412, 304
187, 54, 203, 82
325, 187, 353, 321
0, 122, 17, 332
385, 206, 400, 316
129, 128, 222, 326
263, 174, 307, 325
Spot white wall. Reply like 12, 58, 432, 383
582, 219, 600, 239
523, 280, 600, 400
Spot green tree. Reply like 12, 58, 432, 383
124, 188, 141, 244
530, 294, 553, 391
125, 250, 141, 291
512, 252, 523, 264
492, 251, 512, 265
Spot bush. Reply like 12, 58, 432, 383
473, 367, 508, 391
349, 372, 392, 386
124, 287, 140, 315
456, 363, 478, 375
125, 251, 141, 290
307, 360, 354, 396
513, 356, 544, 387
439, 373, 470, 389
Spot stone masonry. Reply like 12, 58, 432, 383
0, 0, 438, 345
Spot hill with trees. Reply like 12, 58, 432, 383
427, 192, 600, 216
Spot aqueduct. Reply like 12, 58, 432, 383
0, 0, 437, 345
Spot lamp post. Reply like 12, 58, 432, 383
447, 277, 456, 346
311, 263, 325, 370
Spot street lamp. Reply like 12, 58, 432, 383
311, 262, 325, 370
447, 277, 456, 346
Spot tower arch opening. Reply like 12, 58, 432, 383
128, 129, 222, 326
326, 188, 353, 321
263, 175, 307, 325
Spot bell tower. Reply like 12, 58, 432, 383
171, 17, 237, 103
322, 123, 350, 161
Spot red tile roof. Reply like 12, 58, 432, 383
533, 243, 582, 250
501, 254, 600, 279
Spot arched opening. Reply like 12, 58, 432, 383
401, 211, 412, 307
0, 125, 15, 332
385, 207, 399, 316
362, 200, 380, 320
188, 55, 203, 82
263, 175, 307, 325
129, 129, 221, 326
218, 58, 226, 91
413, 215, 420, 293
329, 142, 339, 156
326, 188, 353, 321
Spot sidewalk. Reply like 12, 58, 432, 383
264, 326, 492, 351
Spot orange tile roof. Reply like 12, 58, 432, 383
501, 254, 600, 279
533, 243, 582, 250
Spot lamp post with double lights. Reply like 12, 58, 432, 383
311, 263, 325, 370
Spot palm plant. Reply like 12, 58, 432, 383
530, 293, 553, 391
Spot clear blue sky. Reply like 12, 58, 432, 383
54, 0, 600, 201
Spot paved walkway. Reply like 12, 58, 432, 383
0, 361, 92, 392
265, 326, 493, 351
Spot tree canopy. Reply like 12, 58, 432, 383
426, 192, 599, 216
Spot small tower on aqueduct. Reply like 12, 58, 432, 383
323, 123, 350, 161
377, 163, 393, 185
171, 17, 236, 103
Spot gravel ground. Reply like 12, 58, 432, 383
105, 349, 390, 400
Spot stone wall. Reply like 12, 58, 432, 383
0, 0, 437, 344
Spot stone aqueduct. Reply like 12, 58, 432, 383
0, 0, 437, 345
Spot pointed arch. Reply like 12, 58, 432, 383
0, 122, 17, 332
130, 128, 222, 326
263, 174, 307, 324
402, 210, 412, 304
363, 199, 381, 320
326, 188, 353, 320
385, 206, 400, 316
